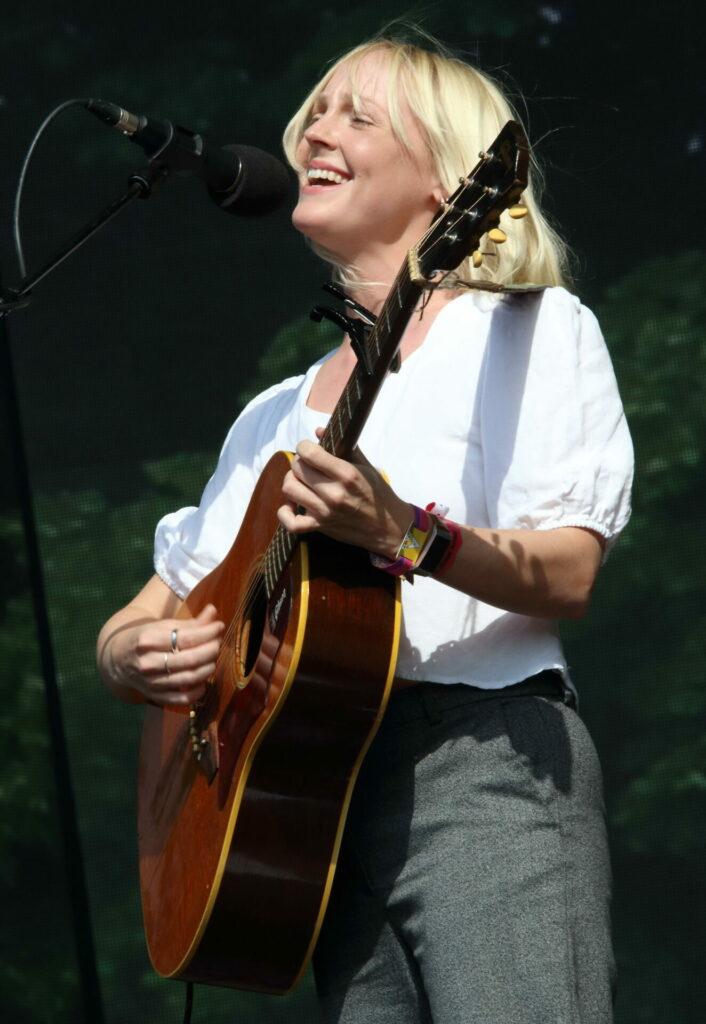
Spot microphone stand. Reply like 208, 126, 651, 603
0, 158, 170, 1024
1, 161, 167, 313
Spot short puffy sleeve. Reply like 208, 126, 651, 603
153, 372, 310, 598
153, 419, 258, 599
480, 287, 633, 555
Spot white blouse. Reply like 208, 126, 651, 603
154, 287, 633, 689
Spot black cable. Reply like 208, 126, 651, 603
183, 982, 194, 1024
12, 98, 88, 278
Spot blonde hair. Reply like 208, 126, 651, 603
283, 37, 571, 290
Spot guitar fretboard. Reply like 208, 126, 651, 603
260, 118, 529, 598
263, 260, 423, 597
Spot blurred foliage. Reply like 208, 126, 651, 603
1, 1, 705, 1022
0, 564, 81, 1023
570, 251, 706, 852
562, 251, 706, 1020
0, 455, 320, 1022
237, 313, 339, 407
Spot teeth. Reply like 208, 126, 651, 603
307, 168, 349, 185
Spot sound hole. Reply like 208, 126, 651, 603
237, 575, 267, 680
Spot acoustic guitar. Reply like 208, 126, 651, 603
137, 120, 529, 993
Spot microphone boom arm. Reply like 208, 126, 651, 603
0, 160, 167, 316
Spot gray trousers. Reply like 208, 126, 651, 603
313, 681, 616, 1023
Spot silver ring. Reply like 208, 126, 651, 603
163, 652, 170, 675
170, 628, 179, 653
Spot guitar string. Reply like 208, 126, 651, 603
191, 154, 519, 735
317, 158, 516, 458
189, 559, 268, 733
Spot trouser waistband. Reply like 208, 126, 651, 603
386, 670, 576, 724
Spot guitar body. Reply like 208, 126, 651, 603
137, 450, 401, 993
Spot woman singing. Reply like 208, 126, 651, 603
98, 35, 633, 1024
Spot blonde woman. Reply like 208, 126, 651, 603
98, 36, 632, 1023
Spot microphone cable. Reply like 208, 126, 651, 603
12, 98, 88, 278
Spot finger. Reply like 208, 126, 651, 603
149, 673, 209, 698
290, 451, 363, 505
290, 453, 334, 490
136, 632, 222, 680
147, 681, 207, 707
277, 502, 319, 533
294, 439, 348, 477
164, 637, 222, 676
193, 603, 224, 625
349, 445, 374, 469
170, 618, 225, 652
150, 671, 209, 694
142, 609, 225, 656
281, 468, 328, 515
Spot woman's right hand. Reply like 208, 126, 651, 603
120, 604, 225, 706
97, 576, 225, 707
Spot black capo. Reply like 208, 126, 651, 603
310, 282, 401, 376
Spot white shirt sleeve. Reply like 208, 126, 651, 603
153, 373, 309, 598
480, 287, 633, 555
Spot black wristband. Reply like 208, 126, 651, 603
414, 515, 454, 577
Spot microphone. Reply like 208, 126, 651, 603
85, 99, 291, 216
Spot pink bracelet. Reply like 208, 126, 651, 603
434, 518, 462, 575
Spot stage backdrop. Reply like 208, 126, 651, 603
1, 2, 704, 1022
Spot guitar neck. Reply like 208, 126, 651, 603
319, 261, 422, 459
264, 262, 422, 597
263, 118, 530, 596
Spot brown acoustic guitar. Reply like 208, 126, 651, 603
137, 120, 529, 994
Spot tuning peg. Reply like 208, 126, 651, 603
472, 251, 483, 268
509, 204, 528, 219
488, 228, 507, 244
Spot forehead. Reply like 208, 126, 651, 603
315, 51, 393, 109
309, 49, 429, 160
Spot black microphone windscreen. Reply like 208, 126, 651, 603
210, 144, 292, 217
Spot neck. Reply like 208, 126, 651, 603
340, 251, 407, 315
330, 278, 460, 369
328, 219, 438, 314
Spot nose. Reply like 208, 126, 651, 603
303, 111, 337, 150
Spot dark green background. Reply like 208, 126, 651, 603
1, 2, 704, 1022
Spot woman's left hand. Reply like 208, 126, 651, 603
277, 435, 606, 620
277, 434, 412, 559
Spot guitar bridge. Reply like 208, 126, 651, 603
189, 713, 219, 784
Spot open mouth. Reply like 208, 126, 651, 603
306, 167, 351, 186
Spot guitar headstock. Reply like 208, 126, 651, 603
411, 120, 529, 282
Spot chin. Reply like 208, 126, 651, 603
292, 209, 342, 255
291, 202, 311, 235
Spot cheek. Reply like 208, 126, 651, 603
293, 136, 309, 170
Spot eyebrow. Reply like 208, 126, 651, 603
313, 89, 386, 116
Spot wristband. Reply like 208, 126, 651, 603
436, 518, 462, 574
370, 504, 462, 580
411, 514, 452, 577
414, 514, 462, 577
370, 505, 432, 577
